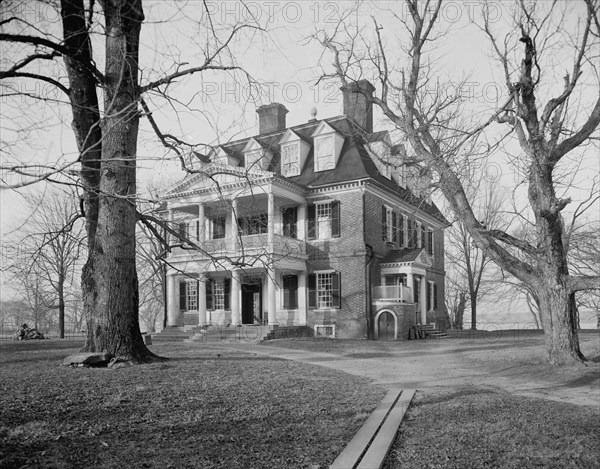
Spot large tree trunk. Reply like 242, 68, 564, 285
79, 0, 156, 362
536, 284, 584, 365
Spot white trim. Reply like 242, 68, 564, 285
374, 309, 398, 340
313, 324, 336, 338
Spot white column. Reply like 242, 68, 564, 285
298, 272, 307, 325
267, 192, 275, 249
268, 267, 277, 325
231, 269, 241, 325
198, 203, 205, 242
420, 276, 427, 324
198, 276, 207, 326
231, 199, 238, 254
407, 273, 414, 302
167, 274, 179, 326
297, 204, 306, 240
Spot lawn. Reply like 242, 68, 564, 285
0, 340, 385, 469
384, 388, 600, 469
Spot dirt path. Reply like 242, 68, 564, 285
225, 333, 600, 407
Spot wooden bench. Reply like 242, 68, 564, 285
330, 388, 416, 469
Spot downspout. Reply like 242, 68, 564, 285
365, 243, 375, 340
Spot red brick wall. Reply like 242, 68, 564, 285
305, 188, 368, 338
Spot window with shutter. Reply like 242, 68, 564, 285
331, 201, 340, 237
282, 207, 298, 238
332, 272, 341, 308
179, 281, 187, 311
206, 280, 213, 310
392, 211, 398, 244
308, 274, 317, 308
427, 282, 432, 311
282, 275, 298, 309
307, 205, 317, 239
399, 213, 405, 246
224, 278, 231, 311
433, 283, 438, 309
427, 229, 434, 256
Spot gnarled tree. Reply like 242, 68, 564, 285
317, 0, 600, 364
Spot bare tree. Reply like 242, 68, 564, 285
445, 183, 506, 329
1, 1, 263, 361
317, 0, 600, 364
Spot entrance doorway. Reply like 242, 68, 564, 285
377, 310, 396, 340
242, 283, 262, 324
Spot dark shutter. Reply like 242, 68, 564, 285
331, 201, 341, 238
224, 278, 231, 310
428, 230, 434, 256
399, 214, 405, 246
196, 220, 200, 240
178, 222, 186, 240
206, 280, 213, 311
308, 274, 316, 308
382, 205, 387, 241
307, 205, 316, 239
413, 220, 418, 247
427, 282, 431, 311
392, 211, 398, 244
332, 272, 341, 308
179, 281, 187, 311
283, 275, 298, 309
282, 207, 298, 238
413, 277, 419, 303
433, 283, 438, 309
421, 224, 426, 248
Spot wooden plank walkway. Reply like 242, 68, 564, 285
330, 388, 416, 469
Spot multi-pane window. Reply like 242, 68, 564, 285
417, 222, 423, 248
281, 143, 300, 177
213, 281, 225, 310
382, 206, 398, 243
317, 272, 334, 308
317, 203, 332, 239
282, 207, 297, 238
426, 229, 434, 256
315, 135, 334, 172
186, 281, 198, 311
308, 272, 341, 309
308, 201, 340, 239
245, 149, 262, 169
398, 213, 405, 246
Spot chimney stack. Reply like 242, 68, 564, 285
257, 103, 289, 134
340, 79, 375, 133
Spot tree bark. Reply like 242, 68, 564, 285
78, 0, 157, 361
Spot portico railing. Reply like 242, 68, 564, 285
372, 285, 412, 302
170, 234, 306, 259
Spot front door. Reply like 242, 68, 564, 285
378, 311, 395, 340
242, 284, 262, 324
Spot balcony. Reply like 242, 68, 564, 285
170, 234, 306, 261
372, 285, 412, 303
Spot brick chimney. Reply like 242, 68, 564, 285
256, 103, 289, 134
340, 79, 375, 133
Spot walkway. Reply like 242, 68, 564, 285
223, 333, 600, 407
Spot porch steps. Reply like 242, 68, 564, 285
420, 324, 448, 339
330, 388, 416, 469
184, 325, 270, 343
150, 326, 193, 342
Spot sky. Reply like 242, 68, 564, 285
0, 0, 598, 326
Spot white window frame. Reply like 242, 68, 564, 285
428, 281, 435, 312
316, 271, 334, 308
384, 205, 393, 243
213, 281, 225, 310
315, 135, 334, 172
313, 324, 336, 338
245, 149, 262, 169
186, 280, 198, 311
316, 202, 332, 240
416, 221, 423, 248
281, 142, 300, 177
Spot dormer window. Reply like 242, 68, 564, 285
245, 149, 262, 169
311, 121, 344, 173
242, 138, 272, 171
315, 136, 334, 171
281, 142, 300, 177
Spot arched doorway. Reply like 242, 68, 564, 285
375, 309, 397, 341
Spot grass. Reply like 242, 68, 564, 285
384, 388, 600, 469
0, 340, 385, 469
